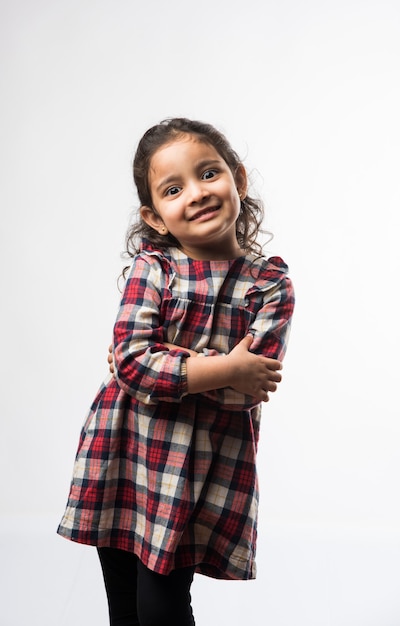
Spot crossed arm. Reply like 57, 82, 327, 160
108, 335, 282, 404
109, 254, 294, 406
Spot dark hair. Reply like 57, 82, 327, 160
125, 117, 267, 257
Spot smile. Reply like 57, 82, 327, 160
189, 206, 220, 221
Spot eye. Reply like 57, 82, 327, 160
202, 169, 218, 180
165, 185, 181, 196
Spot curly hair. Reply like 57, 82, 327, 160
125, 118, 267, 257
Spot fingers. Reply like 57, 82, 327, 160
264, 357, 282, 371
261, 390, 270, 403
262, 362, 283, 395
259, 389, 272, 403
107, 344, 115, 375
260, 359, 282, 385
251, 370, 281, 401
267, 367, 282, 384
266, 379, 278, 392
238, 334, 254, 349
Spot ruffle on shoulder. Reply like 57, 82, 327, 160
243, 255, 290, 298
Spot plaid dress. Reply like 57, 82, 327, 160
58, 243, 294, 580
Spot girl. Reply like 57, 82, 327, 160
58, 118, 295, 626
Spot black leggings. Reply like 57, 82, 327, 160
97, 547, 196, 626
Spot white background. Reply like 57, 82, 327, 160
1, 1, 399, 624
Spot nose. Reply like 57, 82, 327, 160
188, 179, 209, 204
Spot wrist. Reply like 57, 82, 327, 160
186, 354, 230, 394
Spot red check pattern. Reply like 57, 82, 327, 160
58, 244, 294, 580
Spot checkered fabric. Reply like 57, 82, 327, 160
58, 243, 294, 580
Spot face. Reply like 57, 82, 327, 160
140, 135, 247, 260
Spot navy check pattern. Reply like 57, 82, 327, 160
58, 244, 294, 580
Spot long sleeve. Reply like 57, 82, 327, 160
113, 249, 294, 411
113, 254, 190, 404
199, 262, 295, 409
247, 273, 295, 361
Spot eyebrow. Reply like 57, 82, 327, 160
155, 159, 223, 194
155, 174, 180, 194
195, 158, 222, 170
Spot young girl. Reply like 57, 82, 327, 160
58, 118, 295, 626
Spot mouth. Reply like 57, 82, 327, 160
189, 206, 220, 221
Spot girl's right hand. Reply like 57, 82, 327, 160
226, 335, 282, 402
108, 344, 115, 375
110, 335, 281, 403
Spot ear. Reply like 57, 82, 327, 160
140, 206, 169, 235
234, 164, 248, 200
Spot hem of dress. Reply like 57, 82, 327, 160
56, 524, 256, 581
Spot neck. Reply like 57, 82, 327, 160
180, 244, 245, 261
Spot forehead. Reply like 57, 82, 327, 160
149, 136, 223, 178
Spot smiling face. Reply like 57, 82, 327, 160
140, 135, 247, 260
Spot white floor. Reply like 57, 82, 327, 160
1, 515, 400, 626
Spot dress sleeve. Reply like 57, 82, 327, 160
199, 262, 295, 410
246, 272, 295, 361
113, 254, 190, 404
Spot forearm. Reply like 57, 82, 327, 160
164, 341, 274, 407
164, 342, 232, 394
163, 341, 256, 407
185, 354, 232, 394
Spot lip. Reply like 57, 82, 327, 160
189, 206, 220, 221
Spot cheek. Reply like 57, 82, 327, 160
159, 207, 181, 227
230, 191, 241, 215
